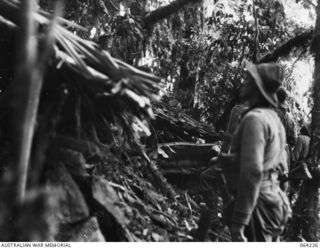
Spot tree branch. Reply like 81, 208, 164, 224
304, 0, 317, 8
95, 0, 109, 15
143, 0, 202, 28
215, 30, 314, 131
259, 29, 313, 63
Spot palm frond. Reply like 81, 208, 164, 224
0, 0, 161, 145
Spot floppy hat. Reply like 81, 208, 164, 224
245, 60, 284, 107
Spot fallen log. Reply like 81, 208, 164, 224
158, 142, 219, 163
153, 105, 222, 142
156, 143, 218, 188
158, 160, 209, 169
161, 168, 206, 176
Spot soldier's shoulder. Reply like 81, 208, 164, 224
299, 134, 311, 143
244, 108, 273, 119
243, 108, 281, 126
241, 108, 269, 126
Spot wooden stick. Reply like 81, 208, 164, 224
158, 142, 219, 147
10, 0, 60, 204
11, 0, 38, 204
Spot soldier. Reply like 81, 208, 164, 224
275, 88, 297, 148
229, 61, 291, 241
288, 122, 312, 202
274, 88, 297, 175
220, 86, 249, 154
199, 85, 248, 241
292, 122, 311, 162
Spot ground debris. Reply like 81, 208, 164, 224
86, 149, 206, 241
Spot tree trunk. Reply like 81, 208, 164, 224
292, 0, 320, 241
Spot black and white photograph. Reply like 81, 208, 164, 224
0, 0, 318, 244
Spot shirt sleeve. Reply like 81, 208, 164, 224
232, 114, 265, 225
227, 106, 240, 135
286, 114, 297, 146
293, 136, 304, 162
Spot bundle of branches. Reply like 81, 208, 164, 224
152, 99, 222, 143
0, 0, 160, 145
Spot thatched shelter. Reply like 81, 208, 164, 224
0, 0, 164, 241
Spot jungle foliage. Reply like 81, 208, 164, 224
0, 0, 318, 242
39, 0, 315, 128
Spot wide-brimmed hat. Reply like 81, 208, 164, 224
245, 60, 284, 107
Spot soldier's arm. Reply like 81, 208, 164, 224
293, 136, 304, 162
287, 114, 297, 146
227, 106, 240, 135
232, 114, 265, 226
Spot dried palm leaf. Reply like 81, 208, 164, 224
0, 0, 160, 145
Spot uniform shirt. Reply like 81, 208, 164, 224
227, 104, 249, 135
275, 106, 297, 146
230, 108, 287, 225
220, 104, 249, 153
292, 135, 310, 162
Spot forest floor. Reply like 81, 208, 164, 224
40, 101, 230, 242
0, 139, 227, 242
96, 149, 231, 242
95, 152, 204, 242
